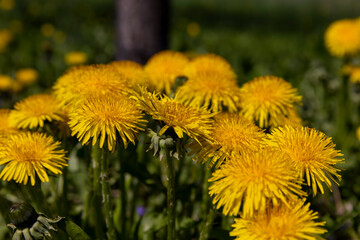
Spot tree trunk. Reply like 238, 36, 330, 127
115, 0, 169, 64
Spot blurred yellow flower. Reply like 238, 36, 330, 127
348, 66, 360, 83
10, 94, 64, 129
0, 0, 14, 10
11, 81, 22, 93
190, 113, 265, 168
209, 148, 305, 217
325, 19, 360, 58
230, 199, 326, 240
266, 126, 344, 196
40, 23, 55, 37
15, 68, 39, 85
69, 95, 147, 151
9, 20, 23, 33
177, 54, 240, 113
132, 87, 215, 143
187, 22, 200, 37
0, 132, 67, 185
54, 31, 66, 43
0, 74, 13, 91
0, 29, 12, 52
268, 107, 303, 129
239, 75, 302, 128
64, 51, 88, 65
145, 50, 189, 95
53, 65, 130, 106
108, 60, 149, 89
0, 109, 19, 137
357, 126, 360, 141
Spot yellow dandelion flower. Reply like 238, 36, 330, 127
11, 81, 22, 93
0, 74, 13, 91
268, 107, 303, 129
53, 65, 130, 106
176, 54, 240, 113
187, 22, 201, 37
190, 113, 265, 168
15, 68, 39, 85
0, 132, 67, 185
239, 75, 302, 128
9, 94, 63, 129
348, 66, 360, 83
0, 29, 12, 52
0, 109, 19, 137
145, 50, 189, 95
40, 23, 55, 37
357, 126, 360, 141
68, 95, 147, 151
325, 19, 360, 58
209, 148, 305, 217
108, 60, 149, 88
132, 87, 215, 142
0, 0, 15, 10
266, 126, 344, 196
64, 51, 88, 65
230, 199, 327, 240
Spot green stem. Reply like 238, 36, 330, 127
91, 145, 104, 239
199, 207, 217, 240
160, 146, 176, 240
201, 164, 211, 219
101, 150, 116, 240
120, 152, 127, 239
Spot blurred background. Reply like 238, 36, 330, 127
1, 0, 360, 239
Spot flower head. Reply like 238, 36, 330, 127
15, 68, 38, 86
0, 29, 12, 52
9, 94, 63, 129
347, 66, 360, 83
0, 132, 68, 185
69, 95, 147, 151
53, 64, 130, 106
239, 76, 302, 128
190, 113, 265, 168
64, 51, 88, 65
266, 126, 344, 196
176, 54, 240, 113
108, 60, 150, 89
0, 74, 13, 91
230, 199, 327, 240
8, 203, 64, 239
0, 109, 19, 137
325, 19, 360, 58
145, 50, 189, 95
132, 87, 215, 143
209, 148, 305, 217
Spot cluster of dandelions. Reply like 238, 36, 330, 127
0, 50, 343, 240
